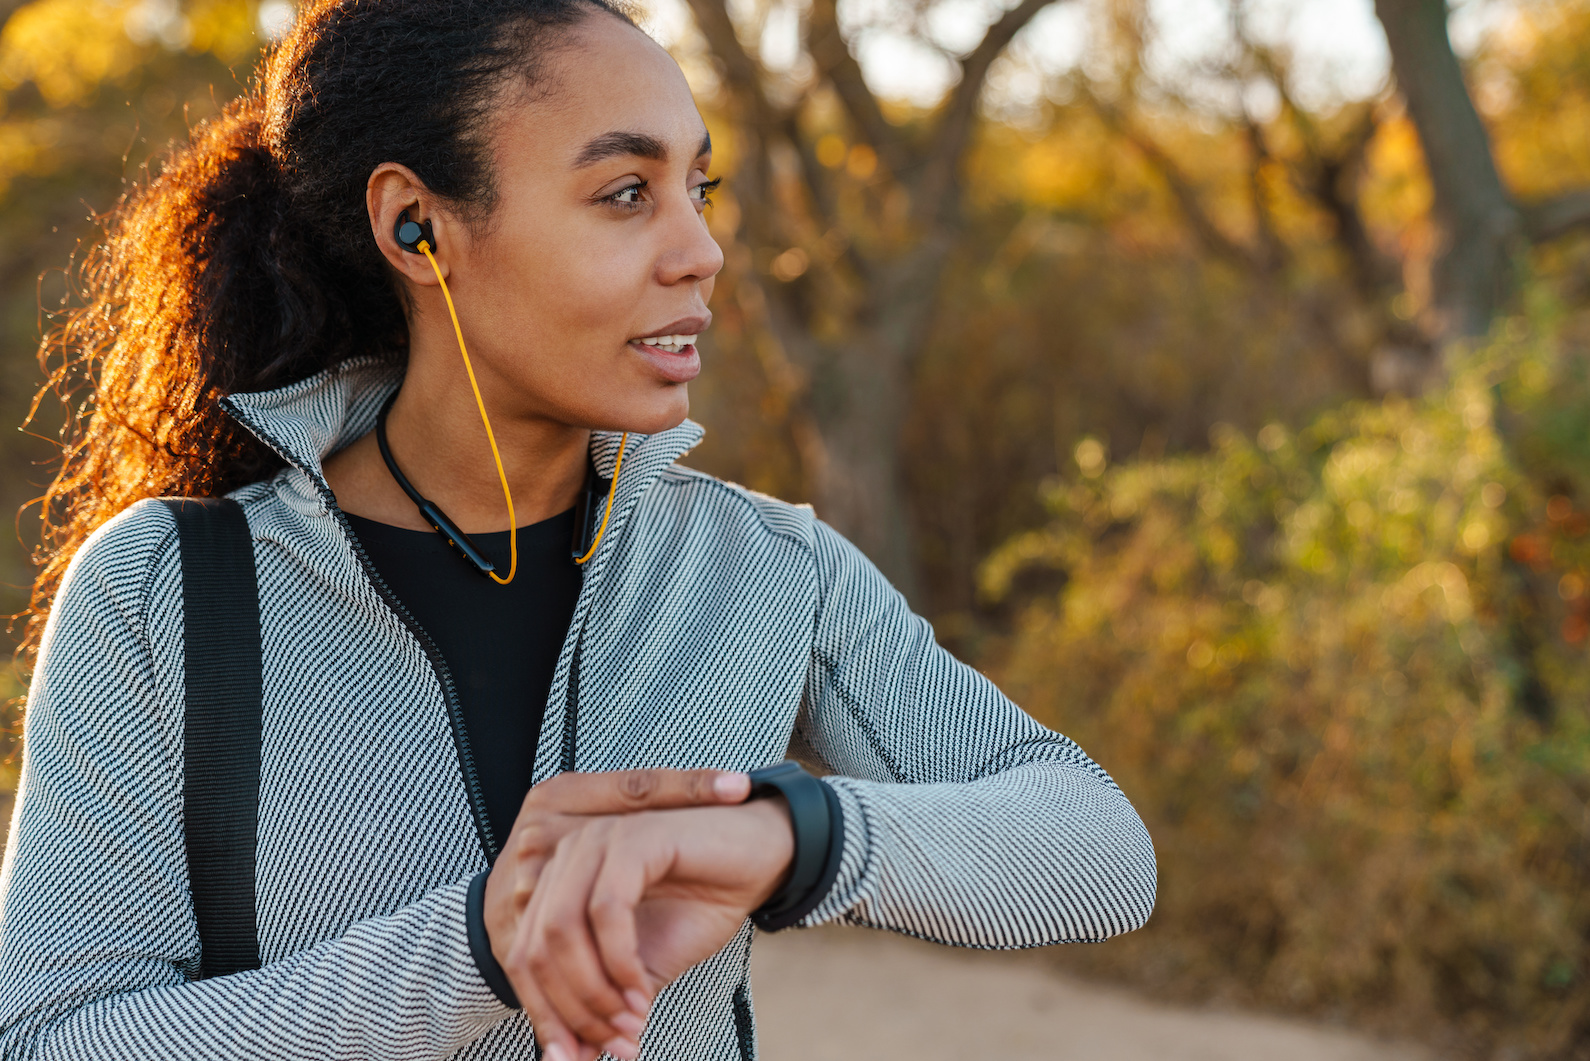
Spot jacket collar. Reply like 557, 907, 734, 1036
221, 357, 705, 562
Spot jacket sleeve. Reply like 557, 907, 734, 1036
0, 503, 510, 1060
796, 519, 1157, 946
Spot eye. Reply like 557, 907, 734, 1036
605, 181, 647, 207
691, 177, 722, 205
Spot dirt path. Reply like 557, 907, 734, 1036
750, 926, 1431, 1061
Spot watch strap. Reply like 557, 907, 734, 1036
747, 761, 844, 931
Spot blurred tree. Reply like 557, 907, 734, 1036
1372, 0, 1590, 345
679, 0, 1590, 625
1, 0, 1586, 625
677, 0, 1590, 597
679, 0, 1065, 598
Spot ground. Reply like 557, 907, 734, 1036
750, 925, 1431, 1061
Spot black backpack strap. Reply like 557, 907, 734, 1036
163, 497, 263, 979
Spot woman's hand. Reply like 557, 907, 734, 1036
506, 800, 794, 1061
483, 769, 753, 994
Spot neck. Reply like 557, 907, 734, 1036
323, 350, 590, 534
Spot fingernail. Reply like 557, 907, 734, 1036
604, 1037, 641, 1060
612, 1010, 645, 1038
544, 1044, 571, 1061
714, 772, 749, 800
625, 989, 652, 1016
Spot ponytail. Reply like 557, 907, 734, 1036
22, 0, 633, 659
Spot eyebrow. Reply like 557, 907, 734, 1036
573, 129, 712, 168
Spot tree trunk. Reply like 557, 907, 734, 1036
681, 0, 1068, 600
1373, 0, 1521, 339
806, 337, 919, 599
794, 237, 956, 603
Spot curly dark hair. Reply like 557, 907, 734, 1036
23, 0, 633, 657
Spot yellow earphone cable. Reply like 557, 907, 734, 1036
418, 240, 518, 585
417, 237, 629, 575
574, 434, 627, 566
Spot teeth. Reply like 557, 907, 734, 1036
636, 334, 698, 350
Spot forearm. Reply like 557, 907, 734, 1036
0, 878, 511, 1061
804, 760, 1157, 947
802, 519, 1156, 946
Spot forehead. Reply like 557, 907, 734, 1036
497, 15, 708, 168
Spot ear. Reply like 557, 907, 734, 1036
367, 162, 457, 285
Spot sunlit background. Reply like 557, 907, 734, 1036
0, 0, 1587, 1057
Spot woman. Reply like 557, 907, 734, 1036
0, 1, 1157, 1059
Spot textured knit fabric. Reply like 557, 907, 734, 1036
346, 509, 582, 844
0, 357, 1157, 1060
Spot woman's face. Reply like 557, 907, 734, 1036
421, 13, 724, 435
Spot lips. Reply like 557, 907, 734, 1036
629, 338, 701, 383
629, 314, 709, 383
633, 314, 710, 341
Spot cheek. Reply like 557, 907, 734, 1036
516, 231, 650, 342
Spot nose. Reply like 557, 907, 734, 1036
656, 197, 725, 287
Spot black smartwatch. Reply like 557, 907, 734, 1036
745, 760, 845, 931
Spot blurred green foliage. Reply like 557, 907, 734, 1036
984, 300, 1590, 1056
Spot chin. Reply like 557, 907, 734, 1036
636, 390, 691, 434
599, 388, 690, 435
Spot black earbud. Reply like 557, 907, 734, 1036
394, 209, 436, 255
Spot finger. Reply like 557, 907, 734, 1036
521, 827, 641, 1049
527, 768, 750, 818
510, 960, 579, 1061
482, 864, 524, 969
483, 864, 549, 976
511, 921, 636, 1061
506, 871, 603, 1060
587, 824, 664, 1005
494, 812, 551, 910
507, 853, 550, 916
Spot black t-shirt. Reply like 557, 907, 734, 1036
346, 509, 582, 846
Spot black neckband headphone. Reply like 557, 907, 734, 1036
388, 208, 628, 580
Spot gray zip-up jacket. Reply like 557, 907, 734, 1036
0, 359, 1155, 1060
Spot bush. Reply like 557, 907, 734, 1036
983, 303, 1590, 1058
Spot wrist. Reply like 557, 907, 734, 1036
738, 796, 796, 906
467, 870, 521, 1009
744, 761, 845, 932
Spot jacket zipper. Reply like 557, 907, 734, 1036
330, 505, 500, 861
232, 409, 500, 863
561, 623, 586, 773
556, 462, 608, 774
